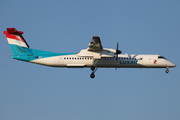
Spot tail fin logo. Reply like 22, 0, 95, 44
3, 28, 32, 55
4, 28, 28, 48
6, 33, 25, 42
154, 59, 157, 64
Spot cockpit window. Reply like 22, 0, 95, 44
158, 56, 166, 59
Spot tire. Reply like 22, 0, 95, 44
90, 73, 95, 78
91, 66, 95, 71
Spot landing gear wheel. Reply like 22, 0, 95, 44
166, 67, 169, 73
90, 66, 98, 78
91, 66, 95, 71
90, 73, 95, 78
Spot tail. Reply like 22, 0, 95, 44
3, 28, 33, 55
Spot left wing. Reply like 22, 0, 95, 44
88, 36, 103, 51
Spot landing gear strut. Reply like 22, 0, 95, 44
90, 66, 98, 79
166, 67, 169, 73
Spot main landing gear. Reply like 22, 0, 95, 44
166, 67, 169, 73
90, 66, 98, 79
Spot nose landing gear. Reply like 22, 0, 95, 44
166, 67, 169, 73
90, 66, 98, 79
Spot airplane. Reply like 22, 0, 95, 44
3, 28, 176, 78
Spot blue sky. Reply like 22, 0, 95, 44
0, 0, 180, 120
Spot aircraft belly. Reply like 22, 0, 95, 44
30, 56, 61, 67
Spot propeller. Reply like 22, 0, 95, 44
115, 42, 122, 61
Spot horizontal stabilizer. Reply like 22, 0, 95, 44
4, 28, 24, 35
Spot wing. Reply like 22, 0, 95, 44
88, 36, 103, 51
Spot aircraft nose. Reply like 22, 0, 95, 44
166, 60, 176, 67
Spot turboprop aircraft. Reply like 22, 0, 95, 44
4, 28, 176, 78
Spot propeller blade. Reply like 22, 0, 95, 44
116, 42, 122, 55
117, 42, 119, 51
115, 42, 122, 62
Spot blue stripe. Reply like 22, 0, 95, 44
9, 44, 33, 55
12, 53, 76, 62
9, 44, 76, 61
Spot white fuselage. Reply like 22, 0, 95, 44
30, 54, 175, 68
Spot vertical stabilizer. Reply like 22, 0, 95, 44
3, 28, 33, 55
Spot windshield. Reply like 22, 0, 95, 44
158, 56, 166, 59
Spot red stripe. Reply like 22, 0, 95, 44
6, 34, 25, 43
93, 36, 99, 38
